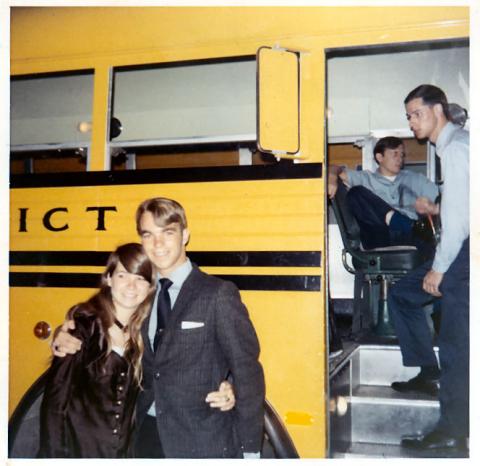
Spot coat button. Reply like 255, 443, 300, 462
117, 385, 124, 392
116, 400, 122, 406
115, 413, 120, 419
112, 428, 118, 435
154, 372, 160, 380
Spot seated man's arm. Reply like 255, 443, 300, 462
328, 165, 348, 199
415, 197, 439, 216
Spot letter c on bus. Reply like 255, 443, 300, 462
43, 207, 69, 232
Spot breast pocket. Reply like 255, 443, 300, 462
176, 325, 207, 348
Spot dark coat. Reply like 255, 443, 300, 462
136, 265, 265, 458
38, 311, 138, 458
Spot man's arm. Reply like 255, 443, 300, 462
205, 381, 235, 411
423, 135, 469, 296
327, 165, 348, 199
415, 197, 439, 216
422, 270, 443, 297
51, 320, 82, 357
53, 319, 236, 410
214, 281, 265, 456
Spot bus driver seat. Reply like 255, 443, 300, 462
329, 180, 426, 337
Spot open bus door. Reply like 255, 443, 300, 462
326, 38, 469, 458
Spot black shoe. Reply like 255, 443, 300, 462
391, 373, 439, 397
402, 429, 467, 450
412, 215, 441, 245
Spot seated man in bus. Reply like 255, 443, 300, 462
328, 136, 439, 253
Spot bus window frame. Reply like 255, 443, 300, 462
108, 55, 257, 168
10, 69, 94, 174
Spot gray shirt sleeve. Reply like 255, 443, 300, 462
432, 138, 469, 273
414, 173, 439, 201
344, 168, 369, 187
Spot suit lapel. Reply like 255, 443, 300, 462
171, 266, 202, 322
142, 308, 154, 358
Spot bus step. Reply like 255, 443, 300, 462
350, 385, 439, 445
349, 344, 438, 388
330, 344, 446, 458
332, 441, 468, 458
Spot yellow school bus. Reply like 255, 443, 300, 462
9, 6, 469, 458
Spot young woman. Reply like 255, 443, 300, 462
39, 243, 235, 457
38, 243, 157, 458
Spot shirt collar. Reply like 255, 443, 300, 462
157, 258, 192, 289
435, 121, 459, 158
374, 168, 402, 182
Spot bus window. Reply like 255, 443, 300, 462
326, 40, 469, 144
10, 71, 94, 174
109, 58, 257, 169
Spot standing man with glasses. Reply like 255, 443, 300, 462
388, 85, 469, 452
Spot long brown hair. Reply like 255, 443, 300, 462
68, 243, 155, 386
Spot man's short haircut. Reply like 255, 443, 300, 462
404, 84, 451, 120
373, 136, 404, 164
136, 197, 188, 234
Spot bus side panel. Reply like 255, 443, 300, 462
10, 176, 326, 457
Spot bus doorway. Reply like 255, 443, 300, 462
325, 38, 469, 458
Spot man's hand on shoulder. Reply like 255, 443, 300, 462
51, 319, 82, 357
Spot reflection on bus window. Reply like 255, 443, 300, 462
10, 71, 93, 174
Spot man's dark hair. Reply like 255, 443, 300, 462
404, 84, 451, 120
373, 136, 404, 164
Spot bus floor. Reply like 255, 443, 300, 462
328, 313, 468, 458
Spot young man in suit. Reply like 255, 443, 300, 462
53, 197, 265, 458
389, 85, 469, 451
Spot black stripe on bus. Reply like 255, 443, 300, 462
9, 272, 321, 292
11, 69, 95, 80
10, 163, 322, 188
114, 55, 256, 72
10, 250, 321, 268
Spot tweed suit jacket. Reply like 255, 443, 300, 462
136, 264, 265, 458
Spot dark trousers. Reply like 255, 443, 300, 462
134, 415, 165, 458
388, 238, 469, 436
347, 185, 413, 249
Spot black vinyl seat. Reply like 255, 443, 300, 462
330, 181, 426, 336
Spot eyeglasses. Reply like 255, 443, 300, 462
405, 104, 432, 121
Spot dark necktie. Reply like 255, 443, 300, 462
153, 278, 173, 351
